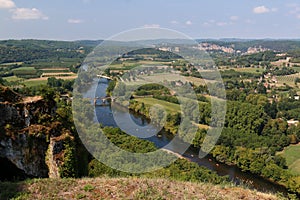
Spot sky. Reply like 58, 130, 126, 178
1, 0, 300, 40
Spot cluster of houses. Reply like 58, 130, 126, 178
244, 46, 269, 55
261, 73, 278, 89
196, 43, 235, 54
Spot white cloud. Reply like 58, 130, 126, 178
253, 6, 277, 14
68, 19, 84, 24
11, 8, 48, 20
143, 24, 160, 28
0, 0, 48, 21
230, 16, 239, 21
0, 0, 15, 9
185, 20, 192, 25
170, 20, 178, 24
253, 6, 270, 14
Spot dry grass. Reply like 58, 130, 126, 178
0, 177, 281, 200
22, 96, 43, 103
41, 72, 76, 77
39, 68, 69, 71
186, 76, 212, 86
195, 123, 210, 130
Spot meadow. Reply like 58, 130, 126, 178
278, 144, 300, 175
232, 67, 265, 74
135, 97, 180, 114
3, 76, 23, 82
23, 79, 48, 87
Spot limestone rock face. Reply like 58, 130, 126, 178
0, 103, 23, 127
0, 87, 72, 179
0, 133, 49, 177
0, 126, 71, 178
46, 138, 66, 178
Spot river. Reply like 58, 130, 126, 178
84, 78, 288, 195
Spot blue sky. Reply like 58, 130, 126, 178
1, 0, 300, 40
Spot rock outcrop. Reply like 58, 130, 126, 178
0, 85, 22, 103
0, 85, 74, 179
0, 129, 49, 177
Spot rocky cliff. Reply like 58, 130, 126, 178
0, 85, 74, 179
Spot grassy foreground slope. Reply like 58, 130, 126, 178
0, 177, 280, 200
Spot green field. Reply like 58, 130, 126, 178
135, 98, 210, 131
12, 67, 36, 71
278, 144, 300, 175
3, 75, 47, 87
3, 76, 24, 82
135, 98, 180, 114
23, 79, 47, 87
109, 60, 170, 69
11, 67, 38, 78
3, 76, 47, 87
292, 66, 300, 72
29, 58, 81, 69
232, 67, 265, 74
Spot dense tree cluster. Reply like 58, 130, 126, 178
0, 40, 88, 64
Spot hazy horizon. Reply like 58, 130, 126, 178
1, 37, 300, 42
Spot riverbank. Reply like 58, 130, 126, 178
128, 98, 297, 195
92, 79, 293, 196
